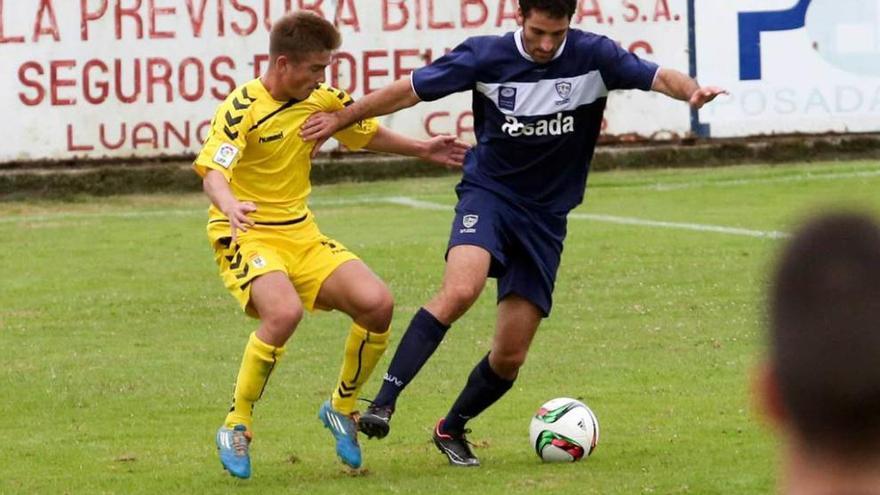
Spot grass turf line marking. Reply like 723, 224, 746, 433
4, 166, 878, 224
0, 197, 391, 223
384, 197, 790, 239
568, 212, 789, 239
0, 208, 196, 223
600, 168, 880, 192
1, 195, 789, 239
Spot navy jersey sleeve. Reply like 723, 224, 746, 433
411, 39, 478, 101
594, 36, 659, 91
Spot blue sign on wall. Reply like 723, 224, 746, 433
738, 0, 812, 81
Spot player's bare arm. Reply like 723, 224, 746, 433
202, 170, 257, 244
300, 77, 421, 143
651, 68, 728, 109
364, 127, 470, 168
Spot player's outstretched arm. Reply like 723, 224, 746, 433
363, 127, 469, 168
651, 68, 728, 109
203, 170, 257, 244
300, 77, 421, 143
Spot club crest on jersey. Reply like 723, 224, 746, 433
498, 86, 517, 111
460, 214, 479, 233
555, 80, 572, 104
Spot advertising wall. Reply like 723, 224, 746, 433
5, 0, 875, 163
1, 0, 690, 162
694, 0, 880, 137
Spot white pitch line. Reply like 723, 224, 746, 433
382, 196, 450, 211
568, 212, 789, 239
0, 208, 196, 224
606, 168, 880, 192
1, 195, 789, 239
381, 196, 790, 240
0, 196, 393, 223
5, 166, 879, 224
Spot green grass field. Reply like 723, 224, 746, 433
4, 160, 880, 494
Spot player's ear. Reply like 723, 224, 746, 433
752, 360, 788, 428
515, 8, 524, 26
275, 54, 290, 73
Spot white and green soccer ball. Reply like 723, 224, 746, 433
529, 397, 599, 462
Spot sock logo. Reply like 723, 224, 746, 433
383, 373, 404, 387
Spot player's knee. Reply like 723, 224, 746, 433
440, 283, 481, 312
491, 351, 527, 377
262, 304, 303, 333
369, 292, 394, 333
356, 286, 394, 333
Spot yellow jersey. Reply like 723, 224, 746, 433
193, 79, 379, 223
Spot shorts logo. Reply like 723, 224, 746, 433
213, 143, 239, 168
250, 256, 266, 269
320, 239, 348, 254
498, 86, 517, 111
460, 214, 478, 234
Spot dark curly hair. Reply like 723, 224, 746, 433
518, 0, 577, 19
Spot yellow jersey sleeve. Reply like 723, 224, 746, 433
193, 87, 257, 180
315, 84, 379, 151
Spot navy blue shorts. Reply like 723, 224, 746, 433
447, 183, 567, 317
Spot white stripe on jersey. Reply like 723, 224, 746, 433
476, 71, 608, 117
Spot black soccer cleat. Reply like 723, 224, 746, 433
357, 403, 394, 439
432, 418, 480, 467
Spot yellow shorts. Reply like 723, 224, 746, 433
207, 212, 359, 317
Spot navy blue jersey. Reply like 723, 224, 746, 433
412, 28, 658, 215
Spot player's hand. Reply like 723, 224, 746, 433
223, 201, 257, 244
689, 86, 728, 109
301, 112, 340, 143
421, 135, 471, 168
302, 112, 340, 158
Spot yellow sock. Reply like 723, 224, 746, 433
224, 332, 286, 430
331, 323, 390, 414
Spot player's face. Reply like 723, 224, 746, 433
518, 9, 570, 64
277, 50, 332, 100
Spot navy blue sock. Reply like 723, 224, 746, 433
442, 354, 515, 434
372, 308, 450, 408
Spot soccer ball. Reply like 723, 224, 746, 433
529, 397, 599, 462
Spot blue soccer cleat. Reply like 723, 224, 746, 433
216, 424, 252, 479
318, 400, 362, 468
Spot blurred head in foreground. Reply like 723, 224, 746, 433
760, 211, 880, 494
